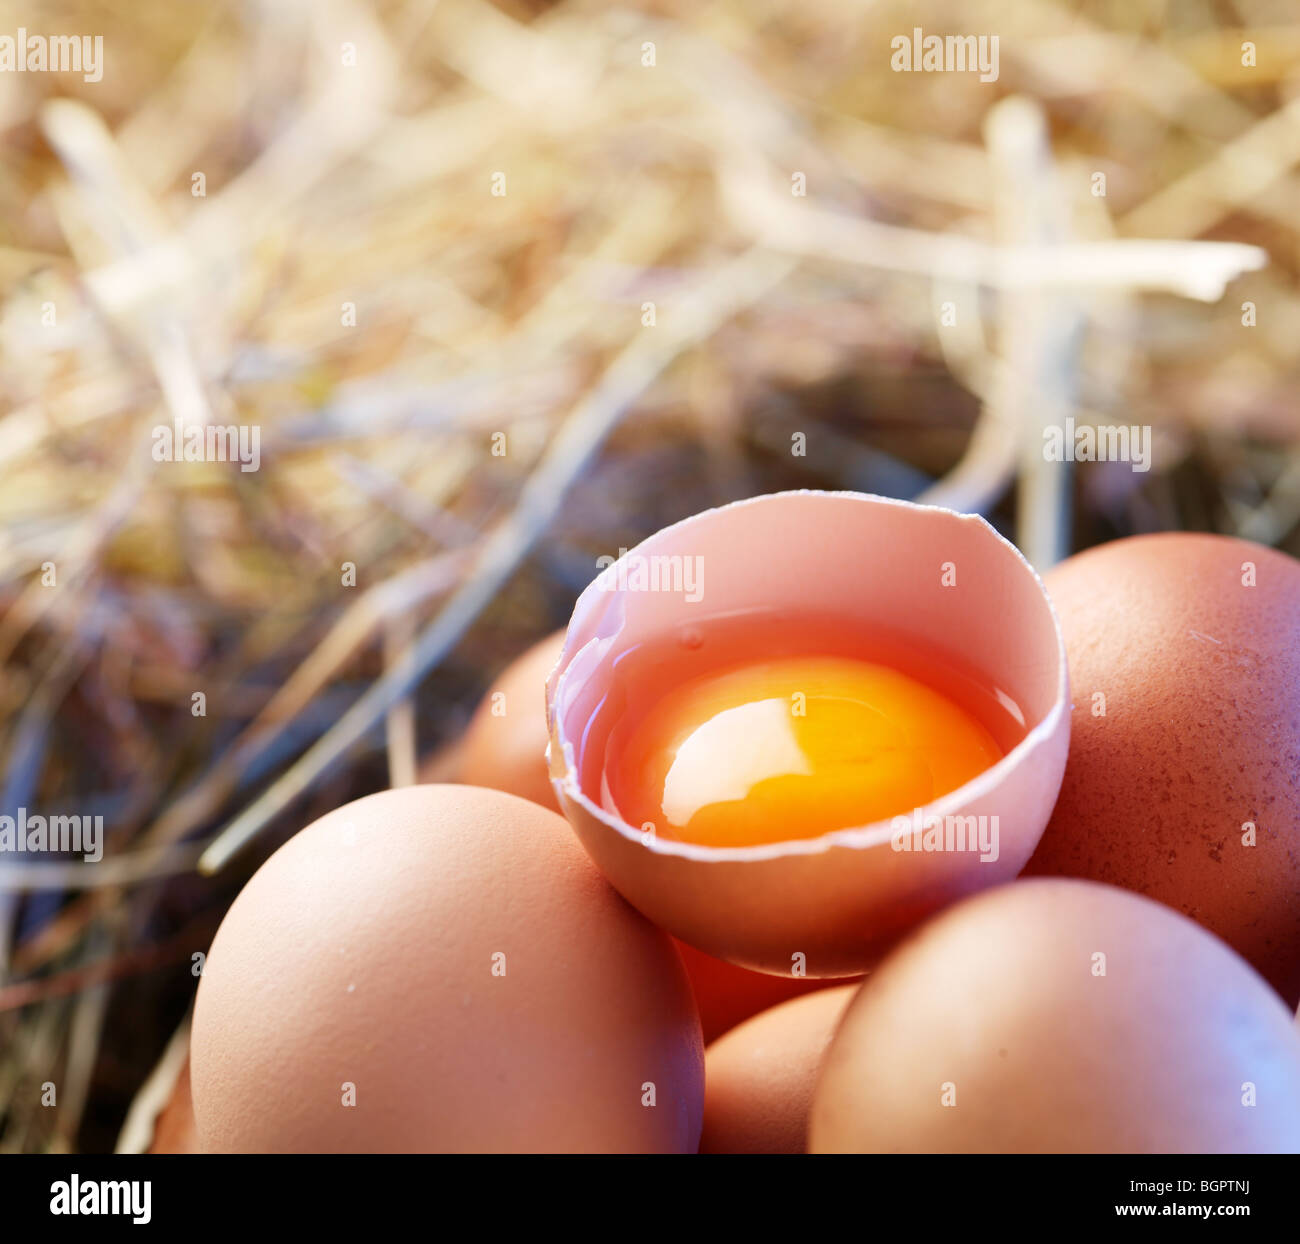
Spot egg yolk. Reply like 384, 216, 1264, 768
611, 656, 1003, 847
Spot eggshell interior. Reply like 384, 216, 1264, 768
548, 491, 1070, 976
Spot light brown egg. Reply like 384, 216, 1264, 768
810, 879, 1300, 1154
548, 491, 1070, 976
457, 631, 565, 813
191, 785, 703, 1153
439, 626, 860, 1039
1026, 533, 1300, 1006
701, 984, 857, 1154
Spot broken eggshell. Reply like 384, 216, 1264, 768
546, 491, 1070, 977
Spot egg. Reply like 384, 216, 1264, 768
191, 785, 703, 1153
700, 984, 857, 1154
457, 631, 565, 813
809, 879, 1300, 1153
437, 626, 859, 1039
549, 491, 1070, 976
147, 1058, 198, 1155
1025, 532, 1300, 1006
674, 939, 856, 1044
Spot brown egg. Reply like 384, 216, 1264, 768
148, 1058, 198, 1155
701, 985, 857, 1154
435, 626, 860, 1040
191, 786, 703, 1153
1026, 533, 1300, 1006
674, 939, 857, 1044
457, 631, 565, 813
810, 879, 1300, 1153
549, 491, 1070, 976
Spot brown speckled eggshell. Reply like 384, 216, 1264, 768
191, 785, 703, 1153
810, 880, 1300, 1154
1025, 533, 1300, 1006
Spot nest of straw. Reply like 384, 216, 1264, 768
1, 0, 1299, 1151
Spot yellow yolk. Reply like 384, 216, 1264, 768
612, 656, 1003, 847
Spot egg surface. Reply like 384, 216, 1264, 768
701, 985, 857, 1154
458, 631, 565, 813
810, 879, 1300, 1153
674, 939, 856, 1044
1026, 533, 1300, 1005
191, 785, 703, 1153
147, 1058, 198, 1155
